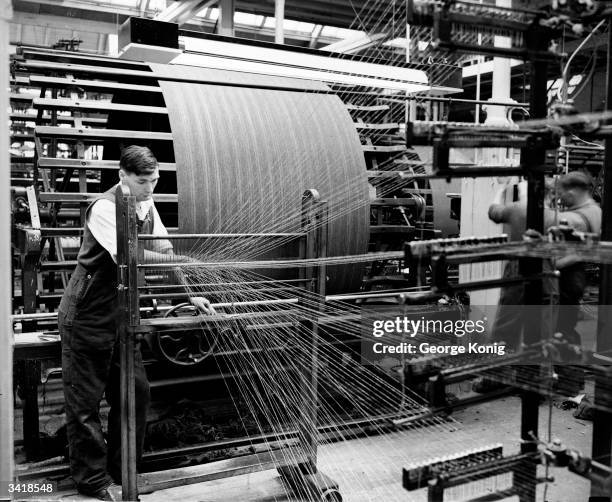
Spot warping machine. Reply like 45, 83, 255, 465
8, 15, 462, 501
8, 1, 612, 500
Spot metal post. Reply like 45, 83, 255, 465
518, 22, 549, 502
292, 189, 328, 474
592, 16, 612, 502
298, 189, 325, 472
217, 0, 235, 37
1, 1, 15, 497
486, 0, 513, 127
309, 196, 327, 468
115, 186, 139, 501
275, 0, 285, 44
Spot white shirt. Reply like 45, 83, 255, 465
88, 190, 172, 262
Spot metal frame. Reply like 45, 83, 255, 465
114, 187, 340, 501
397, 7, 575, 499
1, 0, 15, 497
592, 13, 612, 502
115, 185, 140, 500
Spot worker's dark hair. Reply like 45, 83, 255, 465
119, 145, 158, 175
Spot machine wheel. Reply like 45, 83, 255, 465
154, 302, 219, 366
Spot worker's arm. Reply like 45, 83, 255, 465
147, 207, 215, 314
89, 199, 177, 262
89, 199, 215, 313
488, 186, 511, 224
170, 258, 216, 315
143, 248, 179, 263
150, 204, 173, 253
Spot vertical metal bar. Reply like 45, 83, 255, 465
592, 16, 612, 502
116, 188, 129, 500
300, 193, 317, 472
1, 1, 15, 495
126, 187, 139, 501
275, 0, 285, 44
115, 186, 139, 501
218, 0, 235, 36
298, 189, 324, 472
308, 199, 327, 468
77, 142, 87, 225
518, 34, 549, 502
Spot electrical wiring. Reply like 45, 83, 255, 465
568, 45, 598, 101
558, 18, 608, 102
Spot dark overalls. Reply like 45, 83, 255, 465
58, 187, 152, 495
555, 203, 599, 394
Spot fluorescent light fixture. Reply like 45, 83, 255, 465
177, 37, 430, 92
173, 53, 429, 92
120, 43, 183, 63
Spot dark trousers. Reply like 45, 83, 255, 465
557, 264, 587, 344
492, 261, 558, 351
60, 315, 150, 494
556, 264, 587, 393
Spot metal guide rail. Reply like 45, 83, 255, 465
401, 232, 612, 297
405, 448, 540, 502
403, 345, 545, 411
405, 233, 612, 265
404, 116, 612, 177
403, 433, 612, 502
405, 120, 560, 176
408, 0, 611, 60
404, 436, 612, 502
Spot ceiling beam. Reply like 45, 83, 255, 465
235, 0, 390, 29
309, 24, 323, 48
14, 0, 380, 31
11, 11, 119, 36
97, 32, 107, 53
15, 0, 145, 18
155, 0, 216, 24
10, 10, 339, 50
139, 0, 150, 17
218, 0, 235, 36
274, 0, 285, 44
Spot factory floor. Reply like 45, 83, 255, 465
20, 314, 599, 501
139, 397, 592, 502
51, 394, 591, 502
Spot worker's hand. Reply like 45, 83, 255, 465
173, 254, 198, 264
190, 296, 216, 316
